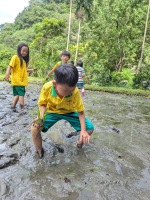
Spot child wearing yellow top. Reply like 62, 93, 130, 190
4, 43, 34, 110
31, 64, 94, 158
46, 50, 71, 80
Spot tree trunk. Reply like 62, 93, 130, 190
137, 0, 150, 73
74, 20, 81, 65
66, 0, 73, 51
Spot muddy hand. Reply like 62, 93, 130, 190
79, 131, 90, 144
32, 118, 43, 128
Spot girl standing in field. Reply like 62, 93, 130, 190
4, 43, 34, 111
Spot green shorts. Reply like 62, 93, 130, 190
12, 86, 25, 96
42, 112, 94, 132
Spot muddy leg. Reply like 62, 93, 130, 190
11, 96, 19, 108
31, 125, 43, 157
19, 96, 24, 109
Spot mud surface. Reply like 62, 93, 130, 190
0, 82, 150, 200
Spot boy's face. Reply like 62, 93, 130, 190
53, 81, 75, 98
61, 55, 70, 64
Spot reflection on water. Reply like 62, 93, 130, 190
135, 168, 150, 190
0, 83, 150, 200
0, 143, 6, 150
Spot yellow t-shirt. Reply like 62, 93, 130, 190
52, 61, 62, 71
9, 55, 28, 86
38, 81, 84, 114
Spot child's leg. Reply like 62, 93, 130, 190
12, 86, 25, 109
12, 86, 19, 108
11, 96, 19, 108
19, 96, 24, 109
31, 125, 43, 157
31, 113, 62, 157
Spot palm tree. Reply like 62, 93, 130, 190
74, 0, 93, 65
66, 0, 73, 51
137, 0, 150, 73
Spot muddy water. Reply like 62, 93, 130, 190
0, 82, 150, 200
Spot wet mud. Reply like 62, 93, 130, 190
0, 82, 150, 200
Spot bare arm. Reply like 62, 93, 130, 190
4, 66, 11, 80
46, 69, 55, 80
39, 105, 46, 119
27, 68, 34, 72
32, 105, 46, 128
78, 111, 90, 144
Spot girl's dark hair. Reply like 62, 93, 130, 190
17, 43, 29, 67
60, 50, 71, 59
77, 60, 83, 68
54, 64, 78, 87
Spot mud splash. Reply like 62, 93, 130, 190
0, 82, 150, 199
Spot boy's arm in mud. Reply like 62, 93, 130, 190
78, 111, 90, 144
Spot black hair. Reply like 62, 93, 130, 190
60, 50, 71, 59
70, 60, 75, 67
54, 64, 78, 87
17, 43, 29, 67
77, 60, 83, 68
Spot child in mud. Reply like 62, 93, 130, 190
31, 64, 94, 158
4, 43, 34, 111
46, 50, 71, 80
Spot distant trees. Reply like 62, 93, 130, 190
0, 0, 150, 88
74, 0, 93, 64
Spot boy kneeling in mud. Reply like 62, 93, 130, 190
31, 64, 94, 158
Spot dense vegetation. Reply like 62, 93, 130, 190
0, 0, 150, 89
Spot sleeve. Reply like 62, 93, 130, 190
74, 89, 84, 112
38, 84, 49, 106
9, 55, 17, 68
52, 62, 60, 71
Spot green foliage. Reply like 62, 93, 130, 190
0, 23, 15, 43
85, 62, 111, 86
14, 1, 70, 30
111, 68, 134, 87
0, 45, 14, 73
75, 0, 93, 19
132, 65, 150, 89
2, 28, 35, 49
87, 0, 148, 72
34, 17, 66, 38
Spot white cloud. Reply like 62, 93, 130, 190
0, 0, 29, 24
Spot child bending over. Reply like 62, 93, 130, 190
31, 64, 94, 158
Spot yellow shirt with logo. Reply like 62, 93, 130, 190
38, 81, 84, 114
9, 55, 28, 86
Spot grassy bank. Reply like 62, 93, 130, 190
0, 74, 150, 98
0, 74, 44, 84
85, 84, 150, 98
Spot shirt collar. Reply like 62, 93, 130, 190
51, 85, 72, 98
51, 85, 57, 97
